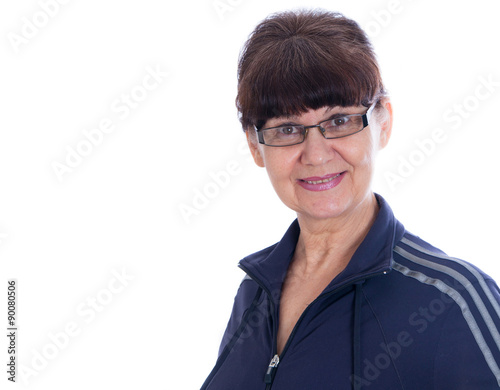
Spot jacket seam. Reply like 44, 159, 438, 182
362, 287, 406, 389
201, 286, 264, 389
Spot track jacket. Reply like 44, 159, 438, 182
201, 195, 500, 389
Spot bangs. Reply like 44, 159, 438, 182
236, 10, 386, 130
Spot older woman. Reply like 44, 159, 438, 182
201, 9, 500, 390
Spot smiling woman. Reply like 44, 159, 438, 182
248, 101, 389, 224
200, 8, 500, 390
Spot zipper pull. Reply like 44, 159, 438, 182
264, 354, 280, 384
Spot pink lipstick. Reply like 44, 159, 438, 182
297, 172, 345, 192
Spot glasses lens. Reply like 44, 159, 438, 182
321, 115, 364, 139
262, 126, 304, 146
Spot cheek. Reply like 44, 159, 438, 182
338, 136, 377, 172
263, 149, 299, 180
358, 145, 376, 167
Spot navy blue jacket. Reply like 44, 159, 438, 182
201, 195, 500, 389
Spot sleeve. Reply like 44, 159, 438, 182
433, 279, 500, 389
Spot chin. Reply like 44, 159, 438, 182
294, 201, 350, 221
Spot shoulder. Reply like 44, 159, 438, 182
391, 232, 500, 385
393, 231, 500, 365
392, 231, 497, 289
391, 231, 499, 308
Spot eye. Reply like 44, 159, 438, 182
278, 126, 300, 135
332, 117, 350, 126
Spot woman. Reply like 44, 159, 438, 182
201, 9, 500, 389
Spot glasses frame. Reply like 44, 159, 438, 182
254, 101, 378, 147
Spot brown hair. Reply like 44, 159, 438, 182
236, 9, 386, 131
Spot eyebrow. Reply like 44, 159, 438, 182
324, 106, 363, 114
281, 106, 363, 120
269, 110, 354, 127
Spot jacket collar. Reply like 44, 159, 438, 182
238, 194, 405, 300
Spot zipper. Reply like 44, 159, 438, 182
264, 354, 280, 387
239, 263, 390, 389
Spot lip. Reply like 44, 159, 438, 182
297, 172, 346, 192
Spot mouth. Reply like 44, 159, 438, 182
300, 172, 344, 184
301, 173, 342, 185
297, 172, 346, 192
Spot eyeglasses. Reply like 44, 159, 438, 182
254, 102, 378, 147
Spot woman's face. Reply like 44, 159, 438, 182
247, 99, 393, 222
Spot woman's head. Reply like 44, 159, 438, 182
236, 9, 386, 132
238, 9, 393, 223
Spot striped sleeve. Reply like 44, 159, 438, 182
394, 235, 500, 388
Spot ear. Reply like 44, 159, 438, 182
376, 98, 393, 150
246, 129, 265, 167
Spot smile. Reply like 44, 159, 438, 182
303, 173, 341, 185
298, 172, 346, 192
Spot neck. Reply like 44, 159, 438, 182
293, 193, 379, 276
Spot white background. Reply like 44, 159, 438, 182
1, 0, 499, 389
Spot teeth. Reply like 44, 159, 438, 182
305, 173, 341, 185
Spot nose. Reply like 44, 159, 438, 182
300, 125, 335, 166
